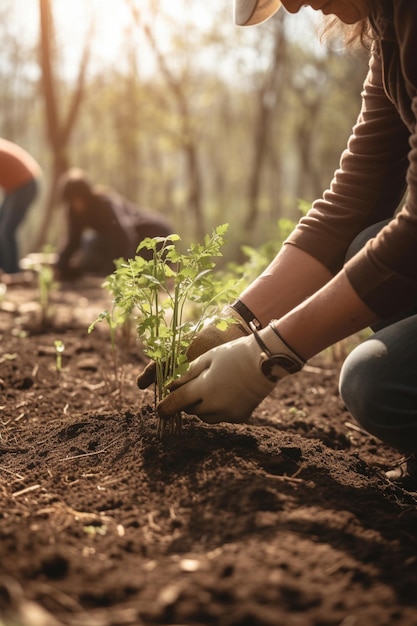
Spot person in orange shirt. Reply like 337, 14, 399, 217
0, 138, 42, 275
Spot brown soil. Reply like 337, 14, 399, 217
1, 277, 417, 626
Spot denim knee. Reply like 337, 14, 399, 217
339, 338, 387, 433
339, 318, 417, 451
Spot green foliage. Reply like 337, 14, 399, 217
297, 198, 311, 216
229, 218, 296, 287
24, 253, 58, 328
38, 264, 55, 323
89, 224, 241, 427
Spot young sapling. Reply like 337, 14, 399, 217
89, 224, 241, 436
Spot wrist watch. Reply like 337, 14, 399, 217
231, 299, 262, 330
260, 353, 304, 382
251, 323, 305, 382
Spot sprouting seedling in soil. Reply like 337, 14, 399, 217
90, 310, 118, 352
89, 224, 241, 436
24, 256, 57, 328
54, 340, 65, 373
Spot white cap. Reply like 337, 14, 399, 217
234, 0, 282, 26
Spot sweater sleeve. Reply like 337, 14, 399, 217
345, 96, 417, 319
285, 46, 417, 320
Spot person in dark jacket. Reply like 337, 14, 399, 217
55, 168, 173, 280
138, 0, 417, 486
0, 138, 42, 276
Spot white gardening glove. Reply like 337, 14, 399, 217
157, 323, 305, 424
137, 301, 259, 388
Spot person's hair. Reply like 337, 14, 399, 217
321, 0, 380, 50
320, 16, 373, 50
58, 168, 94, 203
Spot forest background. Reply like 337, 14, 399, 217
1, 0, 369, 265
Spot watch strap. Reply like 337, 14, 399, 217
231, 299, 262, 330
251, 322, 305, 382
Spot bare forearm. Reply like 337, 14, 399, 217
240, 245, 333, 327
273, 270, 378, 361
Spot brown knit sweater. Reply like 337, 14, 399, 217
285, 0, 417, 320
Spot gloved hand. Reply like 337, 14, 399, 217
157, 323, 305, 424
136, 301, 258, 389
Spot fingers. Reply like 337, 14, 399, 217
136, 361, 157, 389
167, 353, 212, 389
157, 356, 211, 418
136, 338, 214, 392
137, 326, 218, 390
157, 377, 202, 418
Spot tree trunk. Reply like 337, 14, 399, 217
34, 0, 91, 251
127, 0, 205, 240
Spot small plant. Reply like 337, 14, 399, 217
38, 264, 55, 325
54, 340, 65, 373
21, 253, 58, 328
89, 224, 241, 435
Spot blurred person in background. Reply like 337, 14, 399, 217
0, 138, 42, 280
138, 0, 417, 487
55, 168, 174, 280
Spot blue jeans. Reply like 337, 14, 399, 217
0, 178, 39, 273
340, 315, 417, 452
339, 220, 417, 452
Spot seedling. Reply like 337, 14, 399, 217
19, 254, 57, 328
89, 224, 241, 435
54, 340, 65, 373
